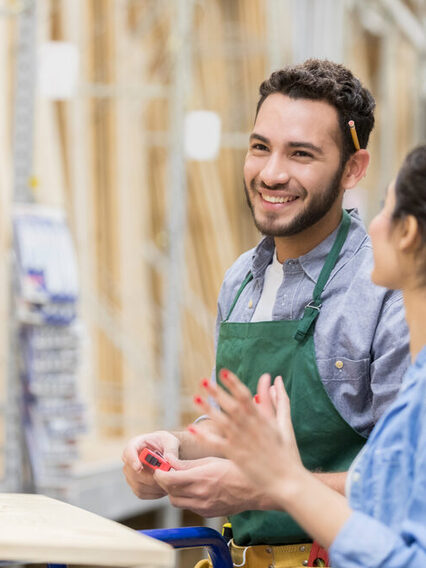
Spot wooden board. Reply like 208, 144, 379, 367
0, 493, 174, 567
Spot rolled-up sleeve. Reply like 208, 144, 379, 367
330, 511, 426, 568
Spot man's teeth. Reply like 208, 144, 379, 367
262, 194, 297, 204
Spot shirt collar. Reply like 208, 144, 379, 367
251, 236, 275, 278
414, 345, 426, 368
250, 209, 368, 283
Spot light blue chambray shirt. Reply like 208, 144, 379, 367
330, 346, 426, 567
214, 209, 410, 436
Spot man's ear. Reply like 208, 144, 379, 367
341, 150, 370, 190
398, 215, 421, 253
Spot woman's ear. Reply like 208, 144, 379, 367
341, 150, 370, 190
399, 215, 421, 253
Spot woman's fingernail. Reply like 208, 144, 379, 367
254, 394, 260, 404
220, 369, 230, 381
193, 395, 203, 405
187, 425, 197, 435
201, 378, 209, 388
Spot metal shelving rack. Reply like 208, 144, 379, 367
2, 0, 37, 494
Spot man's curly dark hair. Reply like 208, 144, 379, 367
256, 59, 376, 166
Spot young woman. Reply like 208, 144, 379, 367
191, 145, 426, 567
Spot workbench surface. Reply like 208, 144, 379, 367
0, 493, 175, 567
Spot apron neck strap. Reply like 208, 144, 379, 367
224, 210, 351, 329
295, 209, 351, 342
225, 271, 253, 321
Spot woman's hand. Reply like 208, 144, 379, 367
190, 370, 305, 499
191, 369, 353, 548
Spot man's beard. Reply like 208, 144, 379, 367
244, 165, 344, 237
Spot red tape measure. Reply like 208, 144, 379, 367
139, 448, 172, 471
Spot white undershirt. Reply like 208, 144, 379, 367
251, 248, 284, 322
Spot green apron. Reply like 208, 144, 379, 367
216, 210, 366, 546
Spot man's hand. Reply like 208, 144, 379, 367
154, 455, 272, 517
122, 430, 180, 499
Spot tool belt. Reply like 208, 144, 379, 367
229, 540, 329, 568
221, 524, 329, 568
193, 540, 329, 568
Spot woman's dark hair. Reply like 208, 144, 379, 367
256, 59, 376, 167
393, 145, 426, 262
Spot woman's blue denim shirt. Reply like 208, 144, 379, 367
330, 346, 426, 567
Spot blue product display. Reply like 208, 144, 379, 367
13, 205, 87, 500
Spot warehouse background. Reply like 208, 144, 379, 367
0, 0, 424, 540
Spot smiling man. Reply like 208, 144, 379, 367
245, 93, 352, 258
122, 60, 410, 567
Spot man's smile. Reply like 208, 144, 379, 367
259, 192, 300, 205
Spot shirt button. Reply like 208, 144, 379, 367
352, 471, 361, 482
265, 547, 272, 554
248, 299, 253, 309
335, 360, 344, 369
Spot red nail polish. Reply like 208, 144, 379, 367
220, 369, 230, 381
187, 425, 196, 435
254, 394, 260, 404
193, 395, 203, 405
201, 378, 209, 388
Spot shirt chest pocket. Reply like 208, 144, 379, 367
371, 445, 411, 522
317, 356, 370, 382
